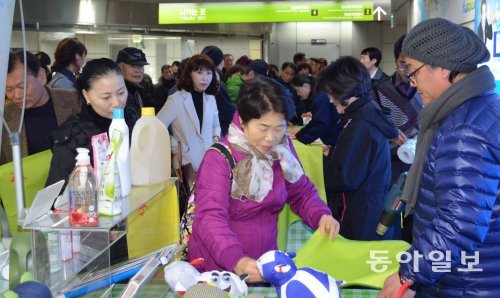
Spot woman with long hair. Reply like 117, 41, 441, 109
157, 54, 221, 187
48, 37, 87, 89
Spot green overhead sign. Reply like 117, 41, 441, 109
159, 2, 375, 24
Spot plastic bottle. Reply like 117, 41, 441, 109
72, 231, 80, 254
130, 107, 171, 185
98, 130, 123, 216
69, 148, 98, 226
109, 108, 131, 196
376, 172, 408, 236
45, 231, 61, 273
60, 230, 73, 262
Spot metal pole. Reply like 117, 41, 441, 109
0, 0, 16, 154
10, 133, 25, 223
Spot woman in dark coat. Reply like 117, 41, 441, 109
319, 56, 398, 241
291, 73, 342, 147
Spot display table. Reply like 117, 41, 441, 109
21, 179, 179, 296
98, 284, 379, 297
86, 267, 380, 298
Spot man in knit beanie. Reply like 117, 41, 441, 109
380, 18, 500, 298
201, 45, 224, 71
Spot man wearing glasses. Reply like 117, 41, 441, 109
372, 34, 424, 242
380, 18, 499, 297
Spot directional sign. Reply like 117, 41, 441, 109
159, 2, 391, 24
373, 6, 387, 21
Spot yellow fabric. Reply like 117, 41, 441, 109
295, 232, 411, 289
277, 140, 326, 250
0, 150, 52, 234
127, 183, 180, 258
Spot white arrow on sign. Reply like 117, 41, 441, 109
373, 6, 387, 21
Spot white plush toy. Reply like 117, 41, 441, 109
164, 260, 201, 296
198, 270, 248, 297
257, 250, 343, 298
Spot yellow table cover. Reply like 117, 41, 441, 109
295, 232, 411, 289
277, 140, 326, 250
0, 150, 52, 234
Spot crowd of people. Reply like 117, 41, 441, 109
1, 17, 498, 297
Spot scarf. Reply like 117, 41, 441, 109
227, 123, 304, 202
402, 66, 496, 215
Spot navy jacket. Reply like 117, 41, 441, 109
324, 96, 398, 240
215, 81, 236, 137
399, 93, 500, 297
295, 91, 342, 147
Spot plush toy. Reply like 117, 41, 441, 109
257, 250, 343, 298
164, 260, 201, 296
198, 270, 248, 297
164, 260, 248, 297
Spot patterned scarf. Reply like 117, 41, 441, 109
227, 123, 304, 202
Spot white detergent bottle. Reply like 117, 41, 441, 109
130, 107, 171, 185
108, 108, 131, 196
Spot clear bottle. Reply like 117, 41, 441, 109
69, 148, 98, 226
45, 230, 61, 273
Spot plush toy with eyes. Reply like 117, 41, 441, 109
198, 270, 248, 297
257, 250, 343, 298
164, 260, 248, 297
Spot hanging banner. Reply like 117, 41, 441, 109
159, 2, 377, 24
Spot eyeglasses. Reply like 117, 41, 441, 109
405, 64, 426, 83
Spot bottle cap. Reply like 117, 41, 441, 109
75, 148, 91, 165
113, 108, 124, 119
141, 107, 155, 116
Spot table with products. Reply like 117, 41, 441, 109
99, 284, 380, 297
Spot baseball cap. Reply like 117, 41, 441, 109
116, 47, 149, 66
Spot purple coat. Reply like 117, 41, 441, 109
188, 118, 332, 272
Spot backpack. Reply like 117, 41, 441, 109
179, 142, 236, 259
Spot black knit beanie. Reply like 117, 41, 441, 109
201, 45, 224, 66
402, 18, 490, 72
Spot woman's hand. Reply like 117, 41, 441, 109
318, 214, 340, 240
234, 257, 264, 283
393, 129, 408, 146
321, 145, 330, 156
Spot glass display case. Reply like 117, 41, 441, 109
23, 178, 176, 296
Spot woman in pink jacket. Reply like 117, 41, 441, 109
187, 78, 339, 282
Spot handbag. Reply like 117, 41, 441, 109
179, 142, 235, 259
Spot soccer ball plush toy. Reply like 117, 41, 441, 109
257, 250, 342, 298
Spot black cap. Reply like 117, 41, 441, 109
201, 45, 224, 66
248, 59, 269, 76
116, 47, 149, 66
